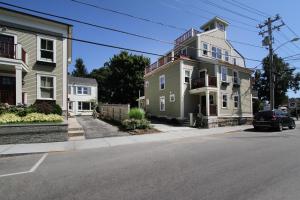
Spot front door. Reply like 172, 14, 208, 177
0, 76, 16, 105
0, 34, 15, 59
201, 95, 206, 116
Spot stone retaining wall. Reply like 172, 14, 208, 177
0, 122, 68, 144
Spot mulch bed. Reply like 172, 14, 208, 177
128, 128, 161, 135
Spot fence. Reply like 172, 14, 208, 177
99, 104, 130, 122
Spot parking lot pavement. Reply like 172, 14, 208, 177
0, 153, 47, 178
76, 116, 129, 139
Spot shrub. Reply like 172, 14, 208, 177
128, 108, 145, 120
0, 104, 35, 117
32, 100, 62, 115
122, 118, 151, 130
0, 113, 63, 124
53, 104, 63, 115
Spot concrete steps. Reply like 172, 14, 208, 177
68, 117, 85, 138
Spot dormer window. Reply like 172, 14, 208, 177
217, 22, 225, 31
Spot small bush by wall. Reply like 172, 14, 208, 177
128, 108, 145, 120
122, 119, 151, 130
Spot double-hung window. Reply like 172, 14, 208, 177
233, 58, 237, 65
233, 70, 239, 84
234, 95, 239, 108
222, 94, 228, 108
203, 43, 208, 56
212, 46, 217, 58
159, 75, 165, 90
184, 70, 190, 83
37, 75, 56, 100
225, 51, 229, 62
37, 36, 56, 63
221, 66, 228, 82
217, 48, 222, 59
160, 96, 165, 111
77, 86, 90, 95
212, 46, 222, 59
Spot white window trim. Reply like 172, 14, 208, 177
224, 50, 229, 62
37, 35, 56, 63
212, 46, 217, 58
160, 96, 165, 111
37, 74, 56, 100
159, 75, 165, 90
202, 42, 209, 56
169, 94, 175, 102
233, 95, 239, 109
216, 48, 222, 60
78, 101, 94, 111
222, 94, 228, 109
76, 85, 91, 95
233, 70, 239, 83
233, 58, 237, 65
221, 66, 228, 82
68, 102, 73, 111
184, 70, 191, 84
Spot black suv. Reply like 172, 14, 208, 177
253, 110, 296, 131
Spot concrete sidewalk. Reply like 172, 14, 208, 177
0, 125, 253, 155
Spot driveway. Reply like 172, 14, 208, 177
76, 116, 129, 139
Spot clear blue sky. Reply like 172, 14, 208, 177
2, 0, 300, 97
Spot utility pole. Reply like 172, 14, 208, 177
258, 15, 285, 110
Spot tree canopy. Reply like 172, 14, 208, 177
90, 51, 150, 106
72, 58, 88, 77
253, 54, 300, 107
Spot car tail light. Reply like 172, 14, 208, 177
271, 115, 277, 120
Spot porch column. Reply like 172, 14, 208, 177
15, 66, 22, 105
206, 90, 210, 116
205, 73, 209, 87
216, 91, 220, 116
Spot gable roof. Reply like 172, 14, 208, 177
68, 76, 97, 86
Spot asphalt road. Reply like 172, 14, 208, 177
1, 126, 300, 200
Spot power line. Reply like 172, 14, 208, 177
1, 23, 164, 56
231, 0, 271, 17
69, 0, 187, 31
198, 0, 261, 23
223, 0, 267, 18
0, 2, 264, 51
163, 0, 257, 29
1, 23, 262, 63
279, 30, 300, 51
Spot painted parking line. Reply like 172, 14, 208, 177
0, 153, 48, 178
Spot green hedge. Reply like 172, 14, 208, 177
128, 108, 145, 120
122, 118, 151, 130
0, 101, 62, 117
